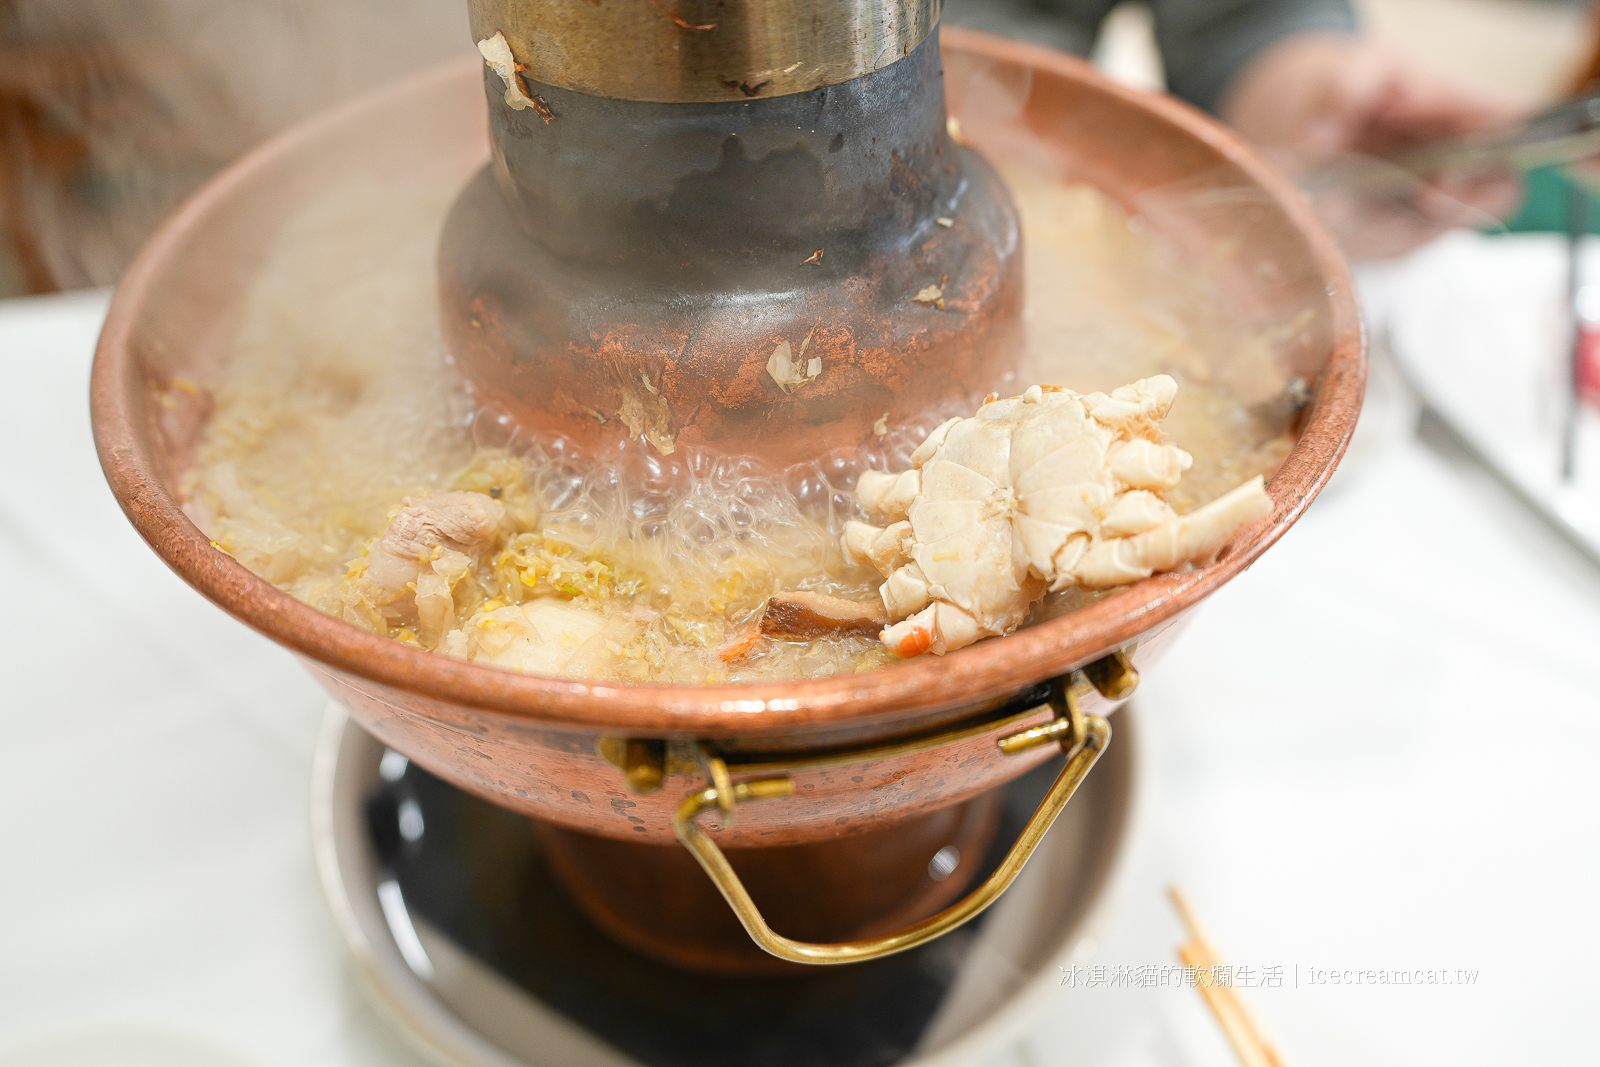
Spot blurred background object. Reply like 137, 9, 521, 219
0, 0, 464, 295
0, 0, 1595, 296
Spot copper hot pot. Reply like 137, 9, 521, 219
91, 29, 1364, 970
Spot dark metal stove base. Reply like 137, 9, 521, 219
367, 747, 1062, 1067
312, 703, 1138, 1067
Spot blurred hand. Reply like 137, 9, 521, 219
1221, 34, 1527, 259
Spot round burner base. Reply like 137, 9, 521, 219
311, 701, 1141, 1067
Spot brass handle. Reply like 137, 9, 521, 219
671, 713, 1112, 965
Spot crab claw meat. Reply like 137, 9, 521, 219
881, 563, 933, 617
1107, 438, 1193, 490
855, 469, 922, 521
1099, 490, 1178, 537
1073, 475, 1272, 588
842, 519, 915, 573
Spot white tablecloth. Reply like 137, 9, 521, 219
2, 277, 1596, 1067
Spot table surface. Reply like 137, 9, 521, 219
2, 259, 1597, 1067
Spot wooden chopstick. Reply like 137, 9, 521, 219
1169, 886, 1289, 1067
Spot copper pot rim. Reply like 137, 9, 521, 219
91, 30, 1364, 739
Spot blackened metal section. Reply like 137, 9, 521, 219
367, 749, 1064, 1067
439, 29, 1024, 467
485, 31, 957, 278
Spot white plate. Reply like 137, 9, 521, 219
1374, 231, 1600, 563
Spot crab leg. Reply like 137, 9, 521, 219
1070, 476, 1273, 589
881, 601, 986, 658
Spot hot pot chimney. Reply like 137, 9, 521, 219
438, 0, 1022, 467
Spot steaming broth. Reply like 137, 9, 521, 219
182, 165, 1298, 683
